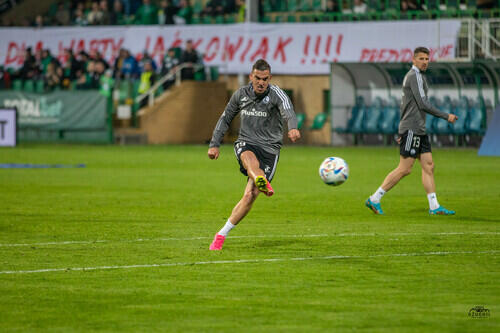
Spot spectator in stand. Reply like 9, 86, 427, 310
138, 60, 156, 107
44, 62, 62, 90
176, 0, 193, 24
40, 49, 57, 76
93, 61, 106, 87
94, 51, 110, 70
113, 48, 127, 79
353, 0, 367, 13
55, 2, 71, 25
158, 0, 179, 25
87, 1, 104, 25
0, 66, 10, 89
99, 69, 115, 97
78, 51, 91, 71
121, 49, 139, 79
139, 51, 158, 73
325, 0, 340, 13
62, 49, 80, 81
477, 0, 497, 8
99, 0, 111, 25
203, 0, 225, 17
225, 0, 236, 14
406, 0, 422, 10
110, 0, 126, 25
76, 61, 95, 89
34, 15, 45, 28
180, 39, 199, 80
236, 0, 245, 22
134, 0, 158, 25
17, 47, 38, 81
73, 5, 89, 26
161, 47, 179, 89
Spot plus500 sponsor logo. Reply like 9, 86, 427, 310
241, 109, 267, 117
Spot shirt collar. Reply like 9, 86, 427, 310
412, 65, 420, 73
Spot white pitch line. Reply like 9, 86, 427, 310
1, 232, 499, 248
0, 250, 498, 275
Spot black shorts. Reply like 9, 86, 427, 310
399, 130, 432, 158
234, 141, 279, 182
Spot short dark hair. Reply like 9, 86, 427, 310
252, 59, 271, 72
414, 47, 430, 56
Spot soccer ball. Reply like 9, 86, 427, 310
319, 157, 349, 186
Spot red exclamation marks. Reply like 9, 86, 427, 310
301, 35, 311, 64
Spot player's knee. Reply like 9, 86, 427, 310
427, 162, 435, 173
400, 167, 412, 177
243, 189, 258, 203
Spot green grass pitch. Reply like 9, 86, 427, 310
0, 144, 499, 332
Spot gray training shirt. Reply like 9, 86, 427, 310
399, 65, 449, 135
209, 83, 298, 155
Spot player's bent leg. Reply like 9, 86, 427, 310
255, 175, 274, 197
380, 156, 416, 192
240, 151, 265, 181
366, 156, 415, 215
210, 180, 260, 251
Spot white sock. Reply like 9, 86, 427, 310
218, 220, 235, 236
370, 187, 386, 204
427, 193, 440, 210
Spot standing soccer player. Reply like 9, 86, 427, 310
207, 59, 301, 250
365, 47, 458, 215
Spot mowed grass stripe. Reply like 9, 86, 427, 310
1, 231, 499, 247
1, 250, 498, 275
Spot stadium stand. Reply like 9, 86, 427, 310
1, 0, 500, 26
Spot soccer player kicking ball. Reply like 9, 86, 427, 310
366, 47, 458, 215
207, 59, 301, 250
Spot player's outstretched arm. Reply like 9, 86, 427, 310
288, 129, 301, 143
208, 147, 220, 160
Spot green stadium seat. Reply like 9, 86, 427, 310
35, 80, 45, 93
215, 15, 225, 24
379, 99, 399, 135
309, 112, 328, 130
467, 98, 486, 135
334, 96, 364, 134
12, 79, 23, 91
365, 98, 384, 133
300, 14, 313, 22
23, 80, 35, 93
202, 16, 213, 24
296, 113, 306, 130
287, 14, 297, 22
451, 96, 468, 136
209, 66, 219, 81
225, 14, 236, 23
261, 15, 271, 23
191, 16, 201, 24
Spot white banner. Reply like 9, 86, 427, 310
0, 21, 461, 74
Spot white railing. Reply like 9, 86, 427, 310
456, 18, 500, 61
135, 63, 217, 108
